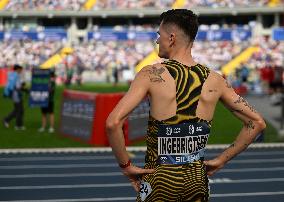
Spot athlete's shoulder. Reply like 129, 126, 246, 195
137, 63, 167, 83
197, 63, 211, 71
134, 64, 160, 80
209, 69, 224, 79
140, 63, 166, 75
205, 69, 227, 85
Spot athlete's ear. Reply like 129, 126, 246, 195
169, 33, 175, 46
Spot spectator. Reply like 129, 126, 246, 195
239, 62, 250, 83
5, 0, 85, 11
3, 64, 27, 130
38, 70, 56, 133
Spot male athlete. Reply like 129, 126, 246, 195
106, 9, 266, 202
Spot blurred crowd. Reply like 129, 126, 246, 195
92, 0, 174, 9
184, 0, 272, 8
0, 40, 62, 68
3, 0, 283, 10
5, 0, 85, 11
70, 40, 154, 71
0, 29, 282, 96
193, 41, 246, 71
227, 36, 283, 99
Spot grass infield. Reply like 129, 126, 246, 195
0, 83, 280, 148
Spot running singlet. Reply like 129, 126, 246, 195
137, 59, 211, 202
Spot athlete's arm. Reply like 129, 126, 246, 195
106, 66, 154, 191
204, 78, 266, 176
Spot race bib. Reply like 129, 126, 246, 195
157, 122, 210, 165
140, 181, 152, 202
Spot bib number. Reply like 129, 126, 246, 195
139, 181, 152, 201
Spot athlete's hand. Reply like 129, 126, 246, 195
204, 158, 225, 176
122, 165, 155, 192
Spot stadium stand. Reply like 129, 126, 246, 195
4, 0, 85, 11
0, 0, 282, 95
2, 0, 283, 10
0, 40, 63, 68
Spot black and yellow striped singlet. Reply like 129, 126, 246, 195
137, 59, 211, 202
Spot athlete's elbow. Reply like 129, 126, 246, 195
106, 115, 120, 135
256, 119, 266, 131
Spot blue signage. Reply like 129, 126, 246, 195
88, 31, 158, 41
197, 29, 251, 41
88, 29, 252, 41
0, 32, 4, 40
4, 31, 38, 40
29, 68, 51, 107
1, 30, 67, 41
273, 28, 284, 41
38, 30, 67, 41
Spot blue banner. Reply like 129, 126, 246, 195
38, 30, 67, 41
88, 29, 252, 41
0, 28, 254, 41
273, 28, 284, 41
29, 68, 51, 107
0, 32, 4, 40
88, 31, 158, 41
2, 30, 67, 41
4, 31, 38, 40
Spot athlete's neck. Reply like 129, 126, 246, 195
169, 55, 197, 67
168, 47, 197, 67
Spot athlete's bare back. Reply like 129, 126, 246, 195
106, 9, 266, 197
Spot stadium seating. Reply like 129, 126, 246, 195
3, 0, 283, 11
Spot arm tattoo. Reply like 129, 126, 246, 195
225, 143, 235, 159
209, 89, 218, 93
146, 66, 165, 83
245, 120, 255, 135
233, 96, 257, 113
224, 104, 243, 113
229, 108, 243, 113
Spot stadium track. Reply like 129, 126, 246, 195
0, 144, 284, 202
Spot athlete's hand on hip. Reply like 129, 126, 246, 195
204, 158, 225, 176
122, 165, 155, 192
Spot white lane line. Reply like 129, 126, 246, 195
0, 183, 131, 190
0, 163, 144, 169
1, 167, 284, 178
209, 178, 284, 184
0, 156, 117, 161
230, 158, 284, 164
1, 150, 284, 162
211, 191, 284, 197
0, 197, 136, 202
0, 172, 123, 178
221, 166, 284, 173
0, 178, 284, 190
1, 157, 284, 169
1, 192, 284, 202
0, 143, 283, 154
208, 150, 284, 157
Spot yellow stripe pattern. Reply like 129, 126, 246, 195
221, 46, 259, 76
0, 0, 9, 10
83, 0, 97, 10
137, 60, 211, 201
40, 47, 74, 69
172, 0, 186, 9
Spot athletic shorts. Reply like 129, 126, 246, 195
41, 102, 54, 114
136, 161, 209, 202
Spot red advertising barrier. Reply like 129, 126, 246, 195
91, 93, 125, 146
0, 68, 9, 87
60, 90, 148, 146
